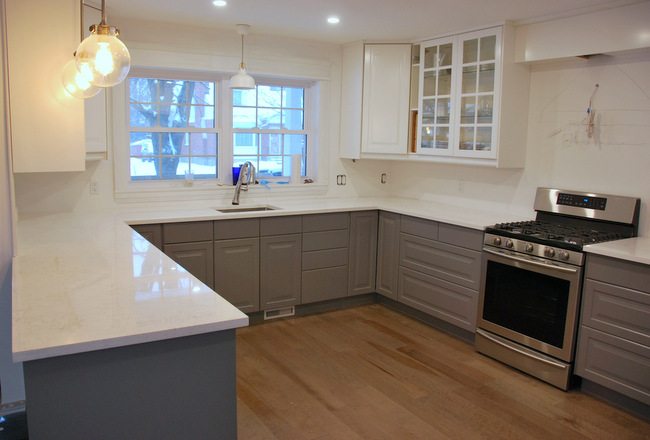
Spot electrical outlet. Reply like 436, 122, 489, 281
336, 174, 347, 186
89, 181, 99, 195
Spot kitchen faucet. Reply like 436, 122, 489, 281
232, 161, 256, 205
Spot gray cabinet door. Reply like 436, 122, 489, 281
260, 234, 302, 309
214, 238, 260, 313
163, 241, 214, 289
376, 211, 400, 299
131, 224, 162, 249
348, 211, 378, 295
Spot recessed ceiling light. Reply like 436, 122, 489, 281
327, 16, 340, 25
212, 0, 227, 6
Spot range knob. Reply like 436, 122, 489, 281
505, 239, 514, 249
544, 247, 556, 258
493, 237, 502, 246
559, 250, 571, 261
525, 243, 534, 253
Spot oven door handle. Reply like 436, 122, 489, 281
483, 248, 579, 274
476, 329, 568, 369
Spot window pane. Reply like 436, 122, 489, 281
190, 157, 217, 179
422, 99, 435, 124
188, 105, 215, 128
284, 134, 306, 155
258, 108, 281, 129
129, 78, 156, 103
233, 156, 258, 169
189, 133, 217, 155
175, 158, 190, 177
480, 36, 496, 61
476, 127, 492, 151
459, 127, 475, 150
436, 98, 450, 124
438, 68, 452, 96
478, 64, 495, 93
462, 66, 477, 94
191, 82, 215, 106
439, 44, 452, 67
260, 133, 282, 155
130, 157, 159, 180
232, 89, 256, 106
130, 132, 159, 155
233, 107, 256, 129
282, 109, 304, 130
130, 104, 156, 127
282, 87, 304, 108
423, 71, 436, 96
477, 96, 493, 124
421, 127, 434, 149
159, 105, 192, 128
158, 80, 192, 104
258, 85, 282, 108
435, 127, 449, 149
461, 96, 476, 124
424, 46, 436, 69
160, 132, 189, 156
258, 156, 283, 177
463, 39, 478, 63
159, 157, 183, 179
233, 133, 258, 155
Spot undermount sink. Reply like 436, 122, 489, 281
216, 205, 279, 213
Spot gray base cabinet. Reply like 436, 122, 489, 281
348, 211, 378, 295
576, 254, 650, 405
376, 211, 400, 299
131, 224, 162, 249
261, 234, 302, 309
163, 241, 214, 289
214, 238, 260, 313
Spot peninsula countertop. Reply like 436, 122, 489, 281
13, 196, 537, 362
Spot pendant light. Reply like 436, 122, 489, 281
61, 59, 101, 99
229, 24, 255, 89
75, 0, 131, 88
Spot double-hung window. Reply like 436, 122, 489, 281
128, 77, 219, 180
232, 84, 307, 178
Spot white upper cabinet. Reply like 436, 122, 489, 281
339, 43, 411, 159
361, 44, 411, 155
5, 0, 86, 173
417, 25, 529, 167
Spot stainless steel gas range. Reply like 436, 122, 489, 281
475, 187, 641, 390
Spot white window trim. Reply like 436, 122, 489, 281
113, 69, 324, 199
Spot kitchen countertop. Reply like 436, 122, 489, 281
584, 237, 650, 266
13, 196, 534, 362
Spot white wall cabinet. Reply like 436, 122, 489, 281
416, 25, 529, 168
5, 0, 86, 172
339, 43, 411, 159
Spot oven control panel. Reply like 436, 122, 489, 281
557, 193, 607, 210
483, 234, 584, 267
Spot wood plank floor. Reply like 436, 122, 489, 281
236, 304, 650, 440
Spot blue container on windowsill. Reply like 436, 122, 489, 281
232, 166, 241, 185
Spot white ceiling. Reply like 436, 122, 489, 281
106, 0, 643, 44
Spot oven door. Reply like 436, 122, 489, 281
477, 247, 582, 362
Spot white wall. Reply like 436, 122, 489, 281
0, 0, 25, 406
381, 50, 650, 236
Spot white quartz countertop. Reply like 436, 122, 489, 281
13, 196, 533, 362
584, 237, 650, 266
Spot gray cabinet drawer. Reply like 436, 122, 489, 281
400, 216, 438, 241
302, 266, 348, 304
302, 212, 349, 232
213, 218, 259, 240
399, 234, 481, 290
303, 230, 349, 252
131, 224, 162, 249
438, 223, 483, 251
586, 255, 650, 294
398, 266, 477, 331
575, 326, 650, 405
260, 216, 301, 236
582, 279, 650, 346
302, 248, 348, 271
163, 221, 213, 244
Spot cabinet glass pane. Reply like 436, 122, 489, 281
424, 47, 436, 68
459, 127, 475, 150
423, 71, 436, 96
462, 66, 477, 94
477, 96, 493, 123
438, 68, 452, 95
422, 99, 435, 124
476, 127, 492, 151
478, 64, 495, 93
439, 44, 453, 67
461, 96, 476, 124
463, 39, 478, 64
421, 127, 434, 149
436, 98, 450, 124
480, 35, 496, 61
435, 127, 449, 149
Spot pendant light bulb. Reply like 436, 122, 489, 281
75, 0, 131, 87
61, 59, 101, 99
230, 24, 255, 89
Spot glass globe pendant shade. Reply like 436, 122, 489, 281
75, 24, 131, 88
230, 64, 256, 89
61, 59, 101, 99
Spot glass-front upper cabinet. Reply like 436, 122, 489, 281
417, 27, 502, 160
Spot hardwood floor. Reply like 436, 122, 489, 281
236, 304, 650, 440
